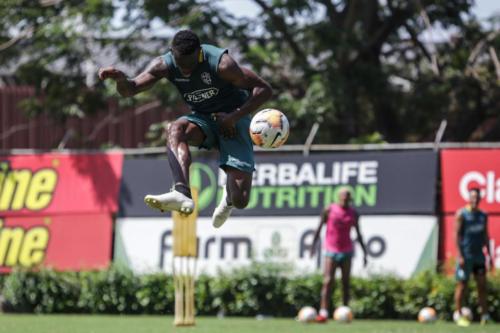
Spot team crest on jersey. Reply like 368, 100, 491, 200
201, 72, 212, 85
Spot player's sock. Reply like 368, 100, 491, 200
481, 313, 491, 325
319, 309, 328, 318
212, 187, 233, 228
174, 182, 192, 198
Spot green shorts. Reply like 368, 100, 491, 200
182, 112, 254, 174
455, 256, 486, 281
324, 251, 353, 264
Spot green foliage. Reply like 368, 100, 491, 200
2, 1, 499, 145
2, 265, 500, 321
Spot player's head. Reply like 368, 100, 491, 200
171, 30, 201, 76
338, 187, 352, 207
468, 187, 481, 209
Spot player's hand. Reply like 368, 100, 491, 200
98, 67, 127, 81
458, 256, 465, 268
213, 112, 237, 139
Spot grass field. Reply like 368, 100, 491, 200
0, 315, 498, 333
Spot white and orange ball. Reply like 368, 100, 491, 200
333, 306, 353, 323
297, 306, 317, 323
453, 307, 473, 322
418, 307, 437, 323
249, 108, 289, 148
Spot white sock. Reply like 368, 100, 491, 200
319, 309, 328, 318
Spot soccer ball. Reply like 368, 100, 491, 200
418, 307, 437, 323
453, 307, 473, 322
333, 306, 353, 323
297, 306, 317, 323
249, 109, 289, 148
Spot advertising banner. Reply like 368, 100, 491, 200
441, 215, 500, 271
115, 215, 438, 278
0, 153, 123, 215
119, 151, 437, 217
441, 149, 500, 214
0, 214, 113, 272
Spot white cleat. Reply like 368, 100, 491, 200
144, 190, 194, 214
212, 187, 233, 228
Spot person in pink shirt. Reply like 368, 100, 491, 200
311, 187, 368, 323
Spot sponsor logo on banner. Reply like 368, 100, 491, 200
224, 160, 379, 213
115, 216, 438, 278
0, 153, 123, 215
441, 149, 500, 213
0, 218, 49, 271
459, 171, 500, 204
0, 161, 58, 212
119, 151, 437, 216
0, 215, 113, 273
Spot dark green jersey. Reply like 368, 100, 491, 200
458, 207, 487, 259
163, 44, 249, 114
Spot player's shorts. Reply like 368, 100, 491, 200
455, 257, 486, 281
324, 251, 353, 264
182, 112, 254, 174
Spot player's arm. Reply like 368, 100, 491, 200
483, 214, 494, 271
455, 210, 465, 267
98, 56, 169, 97
310, 207, 329, 257
216, 53, 272, 138
354, 212, 368, 267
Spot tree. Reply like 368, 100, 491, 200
1, 0, 499, 145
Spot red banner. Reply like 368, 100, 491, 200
441, 215, 500, 272
0, 214, 112, 272
0, 153, 123, 215
441, 149, 500, 214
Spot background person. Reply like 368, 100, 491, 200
454, 187, 494, 326
311, 188, 368, 322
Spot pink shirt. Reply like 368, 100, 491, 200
324, 203, 357, 253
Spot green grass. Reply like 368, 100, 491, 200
0, 315, 498, 333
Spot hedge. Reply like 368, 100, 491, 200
1, 264, 499, 321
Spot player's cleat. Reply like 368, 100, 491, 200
144, 190, 194, 214
480, 314, 492, 325
315, 315, 328, 323
212, 187, 233, 228
456, 316, 471, 327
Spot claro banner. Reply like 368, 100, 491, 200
119, 151, 437, 216
0, 214, 113, 272
441, 149, 500, 214
114, 216, 438, 278
0, 153, 124, 215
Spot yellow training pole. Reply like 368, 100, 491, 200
172, 188, 198, 327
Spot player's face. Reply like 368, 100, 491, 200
338, 190, 351, 207
469, 190, 480, 208
173, 48, 200, 77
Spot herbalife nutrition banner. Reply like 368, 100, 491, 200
114, 216, 438, 278
119, 151, 437, 216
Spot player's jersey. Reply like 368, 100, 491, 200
324, 204, 356, 253
163, 44, 249, 114
458, 207, 487, 259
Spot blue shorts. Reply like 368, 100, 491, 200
324, 251, 353, 263
182, 112, 254, 174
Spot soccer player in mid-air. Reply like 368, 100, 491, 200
98, 30, 272, 227
454, 187, 493, 326
311, 188, 368, 323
